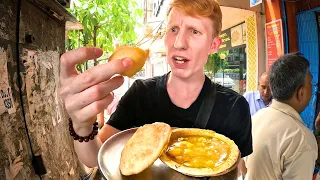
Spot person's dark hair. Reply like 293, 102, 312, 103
269, 52, 310, 101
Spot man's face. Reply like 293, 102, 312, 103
164, 8, 221, 79
258, 75, 272, 102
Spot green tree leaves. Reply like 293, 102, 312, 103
205, 52, 229, 79
67, 0, 143, 71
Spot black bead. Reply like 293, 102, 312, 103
79, 137, 84, 142
73, 135, 79, 140
89, 134, 95, 140
93, 126, 99, 130
93, 130, 98, 135
70, 131, 75, 136
84, 137, 89, 142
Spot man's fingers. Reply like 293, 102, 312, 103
71, 57, 133, 93
60, 47, 103, 78
65, 76, 124, 111
74, 93, 115, 124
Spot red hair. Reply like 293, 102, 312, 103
166, 0, 222, 37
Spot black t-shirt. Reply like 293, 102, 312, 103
107, 74, 253, 157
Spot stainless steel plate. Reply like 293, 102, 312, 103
98, 128, 238, 180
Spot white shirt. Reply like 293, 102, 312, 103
245, 100, 318, 180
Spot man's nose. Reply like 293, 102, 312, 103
174, 31, 188, 50
264, 88, 270, 94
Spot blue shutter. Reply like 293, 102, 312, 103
296, 11, 319, 131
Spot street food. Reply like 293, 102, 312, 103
119, 122, 171, 176
120, 125, 239, 177
108, 45, 149, 77
160, 128, 239, 177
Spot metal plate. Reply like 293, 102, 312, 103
98, 128, 239, 180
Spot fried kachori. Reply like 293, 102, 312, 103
108, 45, 149, 77
119, 122, 171, 176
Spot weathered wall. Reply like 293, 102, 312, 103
0, 0, 37, 179
0, 0, 81, 179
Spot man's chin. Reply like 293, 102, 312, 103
262, 97, 272, 102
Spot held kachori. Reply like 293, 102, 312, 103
119, 122, 171, 176
108, 45, 149, 77
159, 128, 240, 177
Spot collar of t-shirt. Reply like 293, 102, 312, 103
254, 90, 272, 107
270, 100, 303, 124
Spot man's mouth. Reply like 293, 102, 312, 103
174, 56, 189, 64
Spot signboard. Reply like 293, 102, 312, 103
0, 48, 16, 114
231, 24, 243, 47
218, 29, 231, 52
218, 23, 245, 52
250, 0, 262, 7
265, 19, 284, 69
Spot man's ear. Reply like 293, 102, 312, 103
209, 37, 222, 54
297, 86, 304, 102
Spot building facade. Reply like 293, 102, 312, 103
264, 0, 320, 132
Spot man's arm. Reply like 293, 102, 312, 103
59, 47, 134, 168
74, 125, 120, 168
76, 80, 141, 167
282, 150, 317, 180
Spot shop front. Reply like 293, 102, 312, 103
277, 0, 320, 131
212, 23, 247, 95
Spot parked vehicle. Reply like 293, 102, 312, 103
213, 73, 235, 88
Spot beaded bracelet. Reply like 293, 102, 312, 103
68, 118, 99, 142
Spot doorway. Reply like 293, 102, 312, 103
296, 11, 320, 131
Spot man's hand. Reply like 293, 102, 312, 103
59, 47, 133, 136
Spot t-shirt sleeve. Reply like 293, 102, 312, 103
242, 91, 251, 103
228, 96, 253, 158
243, 91, 249, 100
106, 80, 139, 130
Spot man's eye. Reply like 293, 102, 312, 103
191, 29, 200, 34
170, 28, 177, 33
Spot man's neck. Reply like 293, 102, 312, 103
279, 99, 303, 113
167, 72, 205, 94
263, 99, 271, 106
166, 72, 205, 109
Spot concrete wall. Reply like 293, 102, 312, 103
0, 0, 81, 179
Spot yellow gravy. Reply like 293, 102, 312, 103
165, 136, 230, 169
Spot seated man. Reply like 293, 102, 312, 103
243, 72, 272, 116
245, 53, 318, 180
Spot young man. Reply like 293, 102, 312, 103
243, 72, 272, 116
59, 0, 253, 174
245, 53, 318, 180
